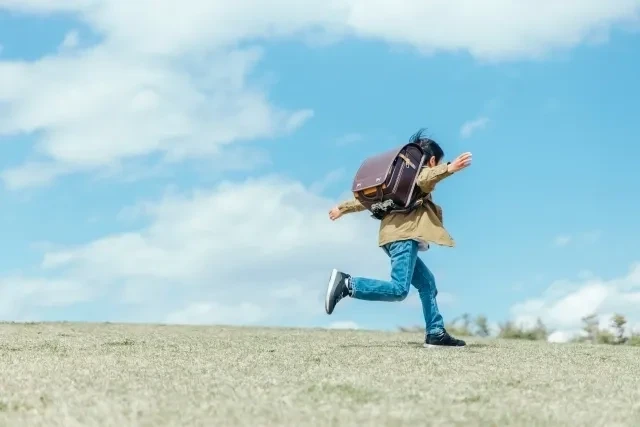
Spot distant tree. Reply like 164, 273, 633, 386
445, 313, 474, 337
576, 313, 629, 345
498, 321, 523, 339
461, 313, 473, 336
610, 314, 628, 345
443, 323, 472, 337
461, 313, 471, 329
497, 318, 548, 341
595, 329, 616, 345
475, 315, 491, 337
531, 318, 549, 341
581, 313, 600, 343
399, 312, 638, 347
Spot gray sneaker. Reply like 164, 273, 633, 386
324, 269, 351, 315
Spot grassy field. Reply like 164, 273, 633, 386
1, 322, 639, 427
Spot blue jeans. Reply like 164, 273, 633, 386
350, 239, 445, 335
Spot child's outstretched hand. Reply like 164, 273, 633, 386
447, 152, 472, 173
329, 206, 343, 221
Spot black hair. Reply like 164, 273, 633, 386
409, 128, 444, 164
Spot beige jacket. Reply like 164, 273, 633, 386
337, 162, 455, 249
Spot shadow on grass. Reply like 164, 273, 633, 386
339, 341, 492, 349
466, 342, 490, 348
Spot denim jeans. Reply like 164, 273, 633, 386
350, 239, 445, 335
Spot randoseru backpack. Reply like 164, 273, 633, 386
351, 142, 427, 220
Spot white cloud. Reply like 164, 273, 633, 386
60, 30, 80, 50
4, 0, 635, 60
488, 321, 501, 337
328, 321, 360, 329
437, 292, 456, 305
1, 0, 639, 324
460, 117, 489, 139
1, 176, 391, 323
309, 168, 346, 194
510, 262, 640, 342
0, 0, 89, 12
1, 1, 638, 187
1, 162, 71, 190
547, 330, 574, 343
0, 45, 312, 188
0, 276, 94, 320
165, 302, 267, 325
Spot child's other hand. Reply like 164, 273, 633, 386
447, 152, 472, 173
329, 206, 343, 221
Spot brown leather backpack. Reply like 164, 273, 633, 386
351, 143, 427, 220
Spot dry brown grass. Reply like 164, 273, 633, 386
1, 322, 639, 426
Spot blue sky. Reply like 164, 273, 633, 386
0, 1, 639, 340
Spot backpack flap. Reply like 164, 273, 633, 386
352, 143, 426, 219
352, 145, 399, 203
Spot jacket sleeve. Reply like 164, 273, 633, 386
416, 163, 453, 194
337, 197, 368, 214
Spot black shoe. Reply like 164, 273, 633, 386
424, 329, 466, 347
325, 269, 351, 315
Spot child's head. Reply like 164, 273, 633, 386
409, 128, 444, 168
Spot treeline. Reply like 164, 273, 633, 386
399, 312, 640, 346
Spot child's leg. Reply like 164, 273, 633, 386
411, 257, 445, 335
349, 240, 418, 302
411, 257, 466, 347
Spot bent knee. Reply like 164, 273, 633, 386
392, 286, 410, 301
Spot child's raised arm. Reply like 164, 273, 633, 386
416, 152, 472, 194
329, 198, 366, 221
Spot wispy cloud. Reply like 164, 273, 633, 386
554, 235, 572, 247
553, 230, 601, 247
460, 117, 489, 138
59, 30, 79, 50
310, 168, 345, 194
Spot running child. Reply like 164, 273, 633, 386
324, 129, 472, 347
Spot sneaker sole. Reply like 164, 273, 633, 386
423, 343, 466, 348
325, 269, 338, 314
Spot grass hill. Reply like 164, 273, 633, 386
1, 322, 639, 426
